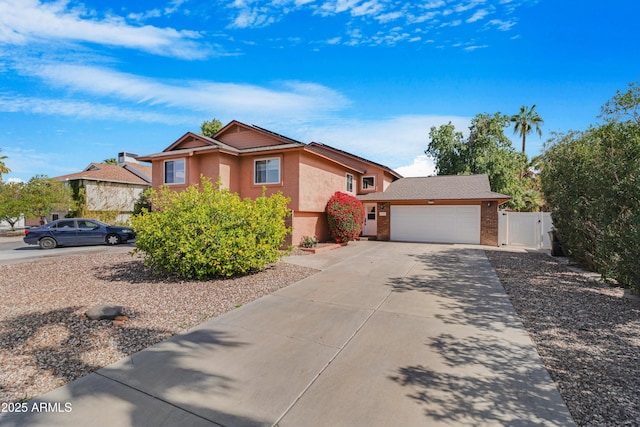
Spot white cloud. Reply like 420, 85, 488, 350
0, 0, 208, 59
407, 11, 439, 24
440, 19, 462, 28
320, 0, 362, 15
423, 0, 446, 8
0, 93, 196, 125
221, 0, 527, 49
466, 9, 489, 23
487, 18, 516, 31
230, 6, 277, 28
464, 44, 488, 51
351, 0, 384, 17
395, 155, 437, 177
9, 61, 351, 121
282, 114, 471, 171
454, 0, 487, 13
376, 11, 403, 23
1, 147, 76, 178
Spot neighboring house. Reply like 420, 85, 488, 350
50, 153, 152, 224
137, 120, 402, 246
358, 174, 511, 246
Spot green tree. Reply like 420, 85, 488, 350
600, 80, 640, 124
132, 189, 153, 216
0, 182, 24, 229
519, 155, 546, 212
21, 175, 73, 220
426, 113, 527, 210
542, 84, 640, 291
103, 158, 118, 165
0, 148, 10, 182
425, 122, 467, 175
510, 105, 544, 153
200, 118, 223, 138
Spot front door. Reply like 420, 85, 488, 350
363, 204, 377, 236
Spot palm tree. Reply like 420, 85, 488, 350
510, 105, 544, 153
0, 148, 10, 182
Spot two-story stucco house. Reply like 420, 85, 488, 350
137, 120, 402, 246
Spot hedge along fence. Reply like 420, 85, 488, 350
326, 191, 365, 243
131, 177, 292, 279
541, 122, 640, 292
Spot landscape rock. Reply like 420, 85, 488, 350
85, 305, 124, 321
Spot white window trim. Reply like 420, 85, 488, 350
253, 157, 281, 185
346, 173, 354, 193
164, 158, 186, 185
362, 175, 375, 191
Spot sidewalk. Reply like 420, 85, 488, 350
1, 241, 575, 426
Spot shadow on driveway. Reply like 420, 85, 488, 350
387, 247, 575, 426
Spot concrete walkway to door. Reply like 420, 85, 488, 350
1, 241, 574, 427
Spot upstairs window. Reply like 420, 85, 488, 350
346, 173, 354, 193
164, 159, 185, 184
254, 158, 281, 185
362, 176, 375, 190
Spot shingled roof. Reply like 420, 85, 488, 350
306, 142, 402, 179
53, 163, 151, 185
358, 174, 510, 202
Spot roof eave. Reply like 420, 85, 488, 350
56, 176, 151, 186
357, 195, 512, 203
302, 146, 366, 174
308, 142, 402, 179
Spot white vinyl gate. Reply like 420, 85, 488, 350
498, 211, 553, 249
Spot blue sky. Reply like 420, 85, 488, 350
1, 0, 638, 182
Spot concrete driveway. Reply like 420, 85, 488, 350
1, 241, 574, 426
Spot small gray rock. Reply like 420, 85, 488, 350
85, 305, 123, 320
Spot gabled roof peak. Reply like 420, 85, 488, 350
214, 120, 305, 148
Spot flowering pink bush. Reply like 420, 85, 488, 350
326, 191, 365, 243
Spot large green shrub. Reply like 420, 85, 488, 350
541, 118, 640, 291
326, 191, 365, 243
131, 177, 291, 279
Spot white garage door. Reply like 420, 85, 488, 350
391, 205, 481, 244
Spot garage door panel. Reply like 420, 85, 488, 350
390, 205, 480, 244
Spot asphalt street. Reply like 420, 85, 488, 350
0, 236, 135, 265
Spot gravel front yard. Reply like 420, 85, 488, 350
0, 252, 318, 404
486, 250, 640, 427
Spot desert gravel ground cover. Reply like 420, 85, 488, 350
486, 250, 640, 427
0, 251, 318, 404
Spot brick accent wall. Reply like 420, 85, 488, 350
480, 201, 499, 246
377, 202, 390, 240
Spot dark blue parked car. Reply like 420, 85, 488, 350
24, 218, 136, 249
